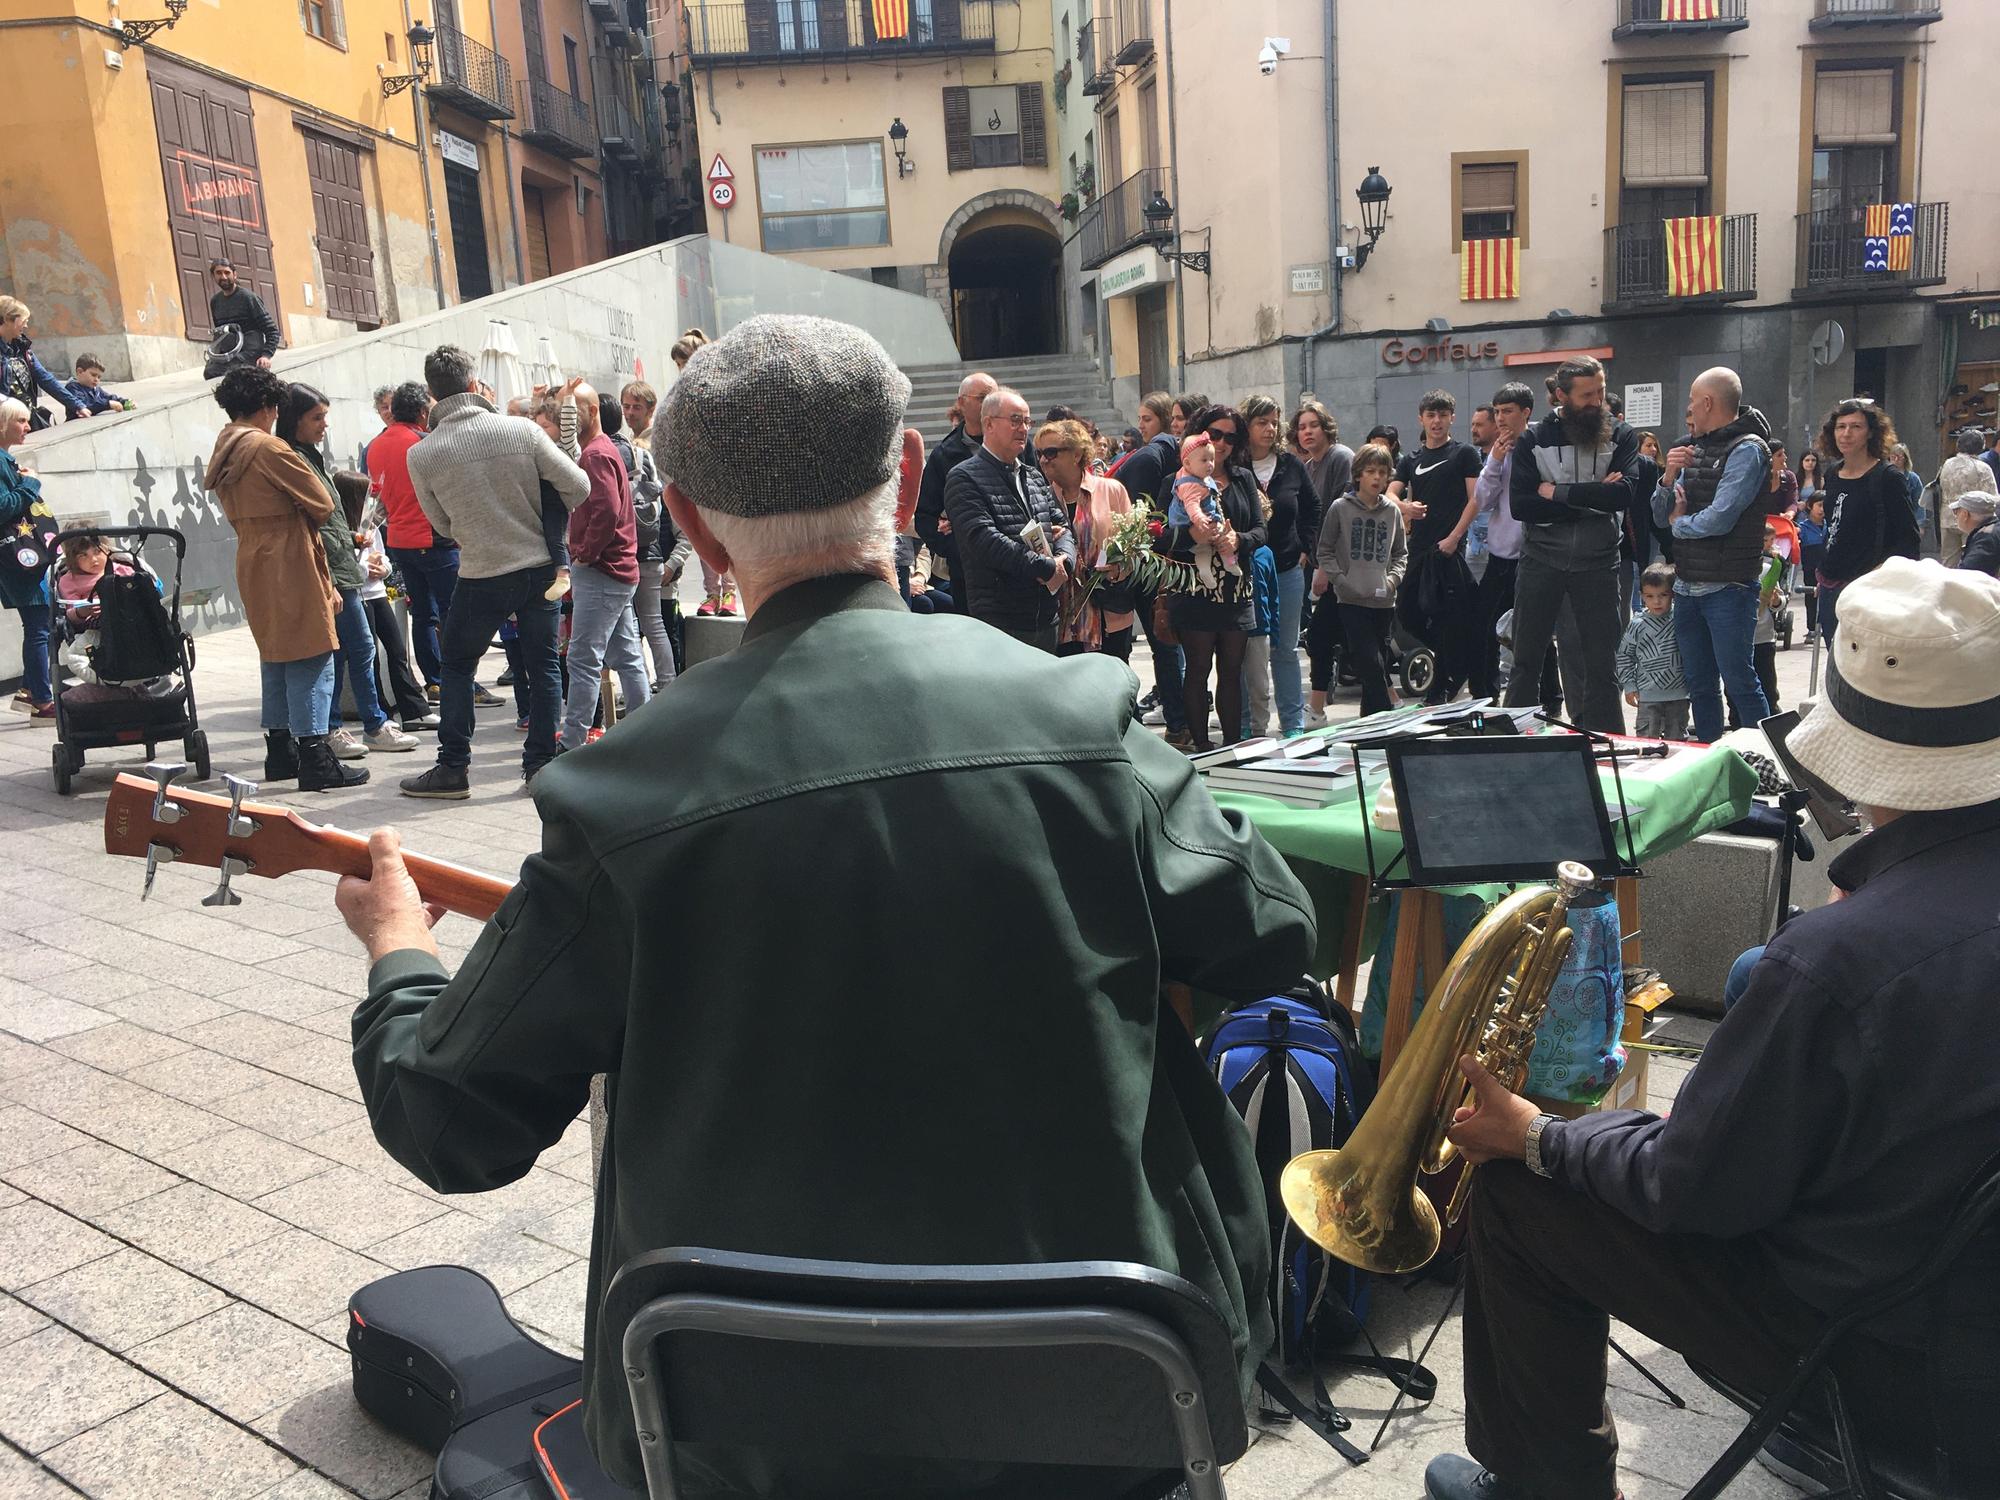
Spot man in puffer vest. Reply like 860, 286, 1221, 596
1650, 369, 1777, 743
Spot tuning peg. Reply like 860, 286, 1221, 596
143, 760, 188, 825
142, 841, 177, 902
201, 854, 251, 908
220, 773, 259, 839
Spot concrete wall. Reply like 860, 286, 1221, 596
2, 232, 957, 682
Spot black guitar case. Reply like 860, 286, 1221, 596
347, 1265, 637, 1500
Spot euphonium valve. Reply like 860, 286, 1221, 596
1279, 862, 1595, 1274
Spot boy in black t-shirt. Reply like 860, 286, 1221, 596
1389, 389, 1483, 703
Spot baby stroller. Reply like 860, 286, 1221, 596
47, 526, 208, 795
1324, 618, 1436, 699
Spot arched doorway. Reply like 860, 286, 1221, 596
945, 207, 1062, 360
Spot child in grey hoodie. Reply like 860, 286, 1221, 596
1312, 442, 1408, 717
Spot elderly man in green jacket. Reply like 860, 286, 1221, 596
336, 314, 1316, 1496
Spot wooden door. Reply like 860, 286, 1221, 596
146, 53, 281, 343
301, 130, 381, 327
523, 185, 553, 281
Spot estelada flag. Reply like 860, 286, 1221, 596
1660, 0, 1718, 18
873, 0, 910, 39
1664, 215, 1722, 296
1460, 237, 1519, 301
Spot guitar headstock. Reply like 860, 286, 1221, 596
105, 766, 360, 905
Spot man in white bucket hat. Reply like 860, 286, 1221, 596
1426, 555, 2000, 1500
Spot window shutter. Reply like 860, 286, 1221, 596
1622, 81, 1708, 188
1018, 82, 1046, 168
932, 0, 962, 43
744, 0, 777, 55
1460, 163, 1516, 213
1814, 68, 1896, 146
816, 0, 847, 49
944, 86, 973, 172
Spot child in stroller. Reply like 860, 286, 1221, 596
53, 534, 172, 705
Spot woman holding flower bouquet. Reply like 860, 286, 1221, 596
1167, 405, 1267, 750
1040, 419, 1140, 661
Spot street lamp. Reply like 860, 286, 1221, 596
888, 117, 914, 178
117, 0, 188, 48
382, 21, 437, 97
1353, 166, 1392, 271
1142, 190, 1211, 275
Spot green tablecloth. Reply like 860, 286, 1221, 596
1209, 741, 1759, 979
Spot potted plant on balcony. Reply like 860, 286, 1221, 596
1061, 191, 1080, 224
1075, 162, 1095, 205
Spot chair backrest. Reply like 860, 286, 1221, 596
1917, 1151, 2000, 1491
603, 1250, 1249, 1500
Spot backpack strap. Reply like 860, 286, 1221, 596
1255, 1359, 1368, 1466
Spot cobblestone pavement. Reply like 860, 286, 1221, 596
0, 618, 1818, 1499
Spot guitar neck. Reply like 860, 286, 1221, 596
300, 824, 513, 922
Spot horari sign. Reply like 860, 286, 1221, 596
171, 149, 266, 231
1381, 336, 1502, 367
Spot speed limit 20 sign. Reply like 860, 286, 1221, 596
710, 179, 735, 209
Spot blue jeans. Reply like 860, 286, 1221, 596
1673, 583, 1768, 744
439, 566, 561, 773
15, 603, 51, 705
389, 545, 460, 688
561, 566, 651, 750
260, 654, 336, 738
1723, 944, 1766, 1013
1272, 564, 1306, 734
330, 588, 387, 735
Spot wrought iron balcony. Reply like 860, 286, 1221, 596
1078, 17, 1113, 96
426, 22, 514, 121
1602, 214, 1757, 310
686, 1, 995, 62
1112, 0, 1153, 65
592, 57, 641, 160
1794, 201, 1947, 294
518, 75, 596, 159
586, 0, 628, 37
1078, 165, 1164, 271
1809, 0, 1942, 26
1612, 0, 1749, 39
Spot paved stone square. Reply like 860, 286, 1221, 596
0, 617, 1821, 1499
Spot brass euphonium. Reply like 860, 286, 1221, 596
1279, 861, 1597, 1275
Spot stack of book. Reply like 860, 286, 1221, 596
1191, 737, 1386, 809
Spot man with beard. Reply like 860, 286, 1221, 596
1504, 355, 1638, 733
1650, 368, 1776, 742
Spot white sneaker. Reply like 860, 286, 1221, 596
366, 724, 420, 753
1304, 705, 1329, 729
328, 728, 367, 760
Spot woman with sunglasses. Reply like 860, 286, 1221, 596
1038, 419, 1137, 661
1164, 405, 1267, 749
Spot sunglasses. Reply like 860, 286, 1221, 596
1205, 427, 1240, 444
1035, 447, 1069, 462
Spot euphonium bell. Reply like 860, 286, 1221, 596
1279, 861, 1596, 1275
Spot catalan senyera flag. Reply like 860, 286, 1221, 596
1664, 215, 1722, 296
1660, 0, 1718, 18
1460, 237, 1519, 301
873, 0, 910, 39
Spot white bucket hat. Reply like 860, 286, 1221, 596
1789, 557, 2000, 811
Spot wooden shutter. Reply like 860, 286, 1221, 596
745, 0, 778, 53
943, 86, 972, 171
522, 185, 553, 280
1461, 162, 1516, 214
520, 0, 548, 78
1018, 82, 1046, 168
1622, 81, 1708, 187
816, 0, 848, 48
1814, 68, 1897, 146
931, 0, 962, 43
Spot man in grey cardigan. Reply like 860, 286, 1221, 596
399, 345, 590, 798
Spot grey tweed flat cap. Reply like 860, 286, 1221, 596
654, 314, 911, 519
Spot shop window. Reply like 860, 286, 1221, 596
755, 140, 890, 252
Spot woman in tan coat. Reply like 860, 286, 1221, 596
204, 366, 365, 791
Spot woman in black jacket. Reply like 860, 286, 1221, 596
1815, 398, 1921, 643
1165, 405, 1267, 750
1243, 394, 1314, 736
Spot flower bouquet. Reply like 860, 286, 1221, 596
1062, 498, 1194, 629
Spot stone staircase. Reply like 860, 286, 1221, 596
901, 353, 1128, 452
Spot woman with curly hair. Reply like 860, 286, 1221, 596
1815, 398, 1920, 643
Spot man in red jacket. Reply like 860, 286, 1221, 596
560, 385, 650, 750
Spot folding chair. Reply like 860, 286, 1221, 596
604, 1249, 1252, 1500
1684, 1150, 2000, 1500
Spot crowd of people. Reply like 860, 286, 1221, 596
914, 355, 1998, 752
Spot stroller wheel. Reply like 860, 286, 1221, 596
1400, 649, 1437, 698
185, 731, 211, 782
52, 743, 74, 797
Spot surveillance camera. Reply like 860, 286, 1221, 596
1258, 46, 1278, 74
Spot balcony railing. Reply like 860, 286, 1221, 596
426, 22, 514, 120
1603, 214, 1757, 308
1079, 165, 1164, 271
686, 1, 995, 62
592, 57, 641, 160
518, 75, 596, 159
1079, 16, 1113, 95
1794, 201, 1948, 293
586, 0, 628, 36
1613, 0, 1749, 38
1809, 0, 1942, 26
1112, 0, 1153, 65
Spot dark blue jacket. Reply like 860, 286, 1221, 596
63, 380, 124, 418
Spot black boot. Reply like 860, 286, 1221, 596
296, 734, 369, 792
264, 730, 298, 781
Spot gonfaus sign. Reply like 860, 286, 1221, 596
1381, 336, 1501, 367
